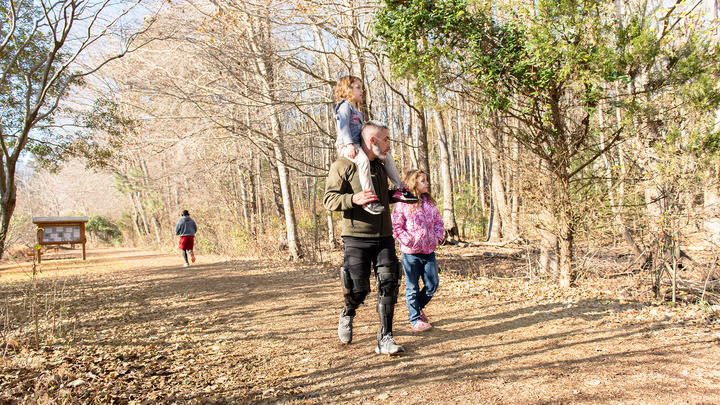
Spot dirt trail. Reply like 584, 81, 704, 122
1, 247, 720, 404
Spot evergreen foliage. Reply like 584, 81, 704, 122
86, 215, 122, 245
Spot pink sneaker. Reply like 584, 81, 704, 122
190, 252, 196, 263
411, 320, 432, 331
419, 310, 429, 323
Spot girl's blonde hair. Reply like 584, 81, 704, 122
403, 169, 436, 208
333, 75, 362, 103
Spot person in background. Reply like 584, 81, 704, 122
175, 210, 197, 267
392, 169, 444, 331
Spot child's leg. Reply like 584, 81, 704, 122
353, 146, 376, 194
401, 253, 423, 323
337, 145, 349, 160
382, 153, 403, 189
418, 252, 440, 310
181, 249, 188, 264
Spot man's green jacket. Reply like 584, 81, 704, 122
323, 157, 393, 238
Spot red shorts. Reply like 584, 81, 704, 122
179, 236, 194, 250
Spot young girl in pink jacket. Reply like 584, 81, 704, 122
391, 169, 444, 331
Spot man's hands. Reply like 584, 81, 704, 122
345, 144, 357, 159
352, 190, 378, 206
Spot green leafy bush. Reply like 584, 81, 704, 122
86, 215, 122, 245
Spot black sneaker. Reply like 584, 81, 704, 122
390, 189, 419, 204
338, 314, 353, 344
363, 201, 385, 215
375, 332, 405, 356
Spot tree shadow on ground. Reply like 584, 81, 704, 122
3, 248, 716, 404
295, 296, 672, 401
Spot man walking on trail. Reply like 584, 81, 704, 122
323, 120, 405, 356
175, 210, 197, 267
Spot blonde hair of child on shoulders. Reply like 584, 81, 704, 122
334, 75, 362, 104
402, 169, 436, 209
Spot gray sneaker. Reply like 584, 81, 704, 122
363, 201, 385, 215
338, 314, 353, 344
375, 333, 405, 356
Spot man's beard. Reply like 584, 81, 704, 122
372, 144, 387, 162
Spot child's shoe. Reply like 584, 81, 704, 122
190, 252, 196, 263
391, 189, 419, 204
419, 310, 429, 323
363, 201, 385, 215
411, 320, 432, 331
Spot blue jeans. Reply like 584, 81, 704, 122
401, 252, 439, 324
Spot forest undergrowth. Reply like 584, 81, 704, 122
0, 245, 719, 404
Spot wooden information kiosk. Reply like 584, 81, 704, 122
32, 217, 88, 263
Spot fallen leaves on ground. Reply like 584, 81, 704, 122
0, 247, 719, 404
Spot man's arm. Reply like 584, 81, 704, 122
323, 163, 354, 212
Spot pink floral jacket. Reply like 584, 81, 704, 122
392, 195, 444, 255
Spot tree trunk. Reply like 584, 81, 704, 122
130, 195, 142, 238
312, 21, 336, 250
408, 106, 419, 169
416, 105, 431, 181
508, 137, 520, 239
538, 224, 559, 280
270, 117, 303, 260
433, 109, 460, 241
254, 151, 264, 228
645, 181, 664, 235
239, 166, 250, 233
247, 161, 257, 235
327, 211, 337, 249
243, 6, 303, 260
479, 145, 487, 226
266, 154, 284, 218
557, 170, 575, 288
134, 193, 151, 236
152, 216, 162, 244
704, 166, 720, 246
0, 179, 18, 259
486, 125, 509, 242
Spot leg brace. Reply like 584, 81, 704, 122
375, 264, 399, 337
341, 267, 371, 317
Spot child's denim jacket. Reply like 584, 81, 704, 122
334, 100, 364, 149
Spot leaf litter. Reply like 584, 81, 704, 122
0, 247, 719, 404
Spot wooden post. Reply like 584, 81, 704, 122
36, 227, 42, 264
81, 221, 86, 260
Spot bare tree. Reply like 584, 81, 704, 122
0, 0, 157, 257
20, 159, 127, 218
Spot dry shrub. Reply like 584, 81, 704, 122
1, 266, 76, 356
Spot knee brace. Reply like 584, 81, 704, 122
375, 265, 399, 305
341, 267, 370, 307
376, 265, 399, 336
